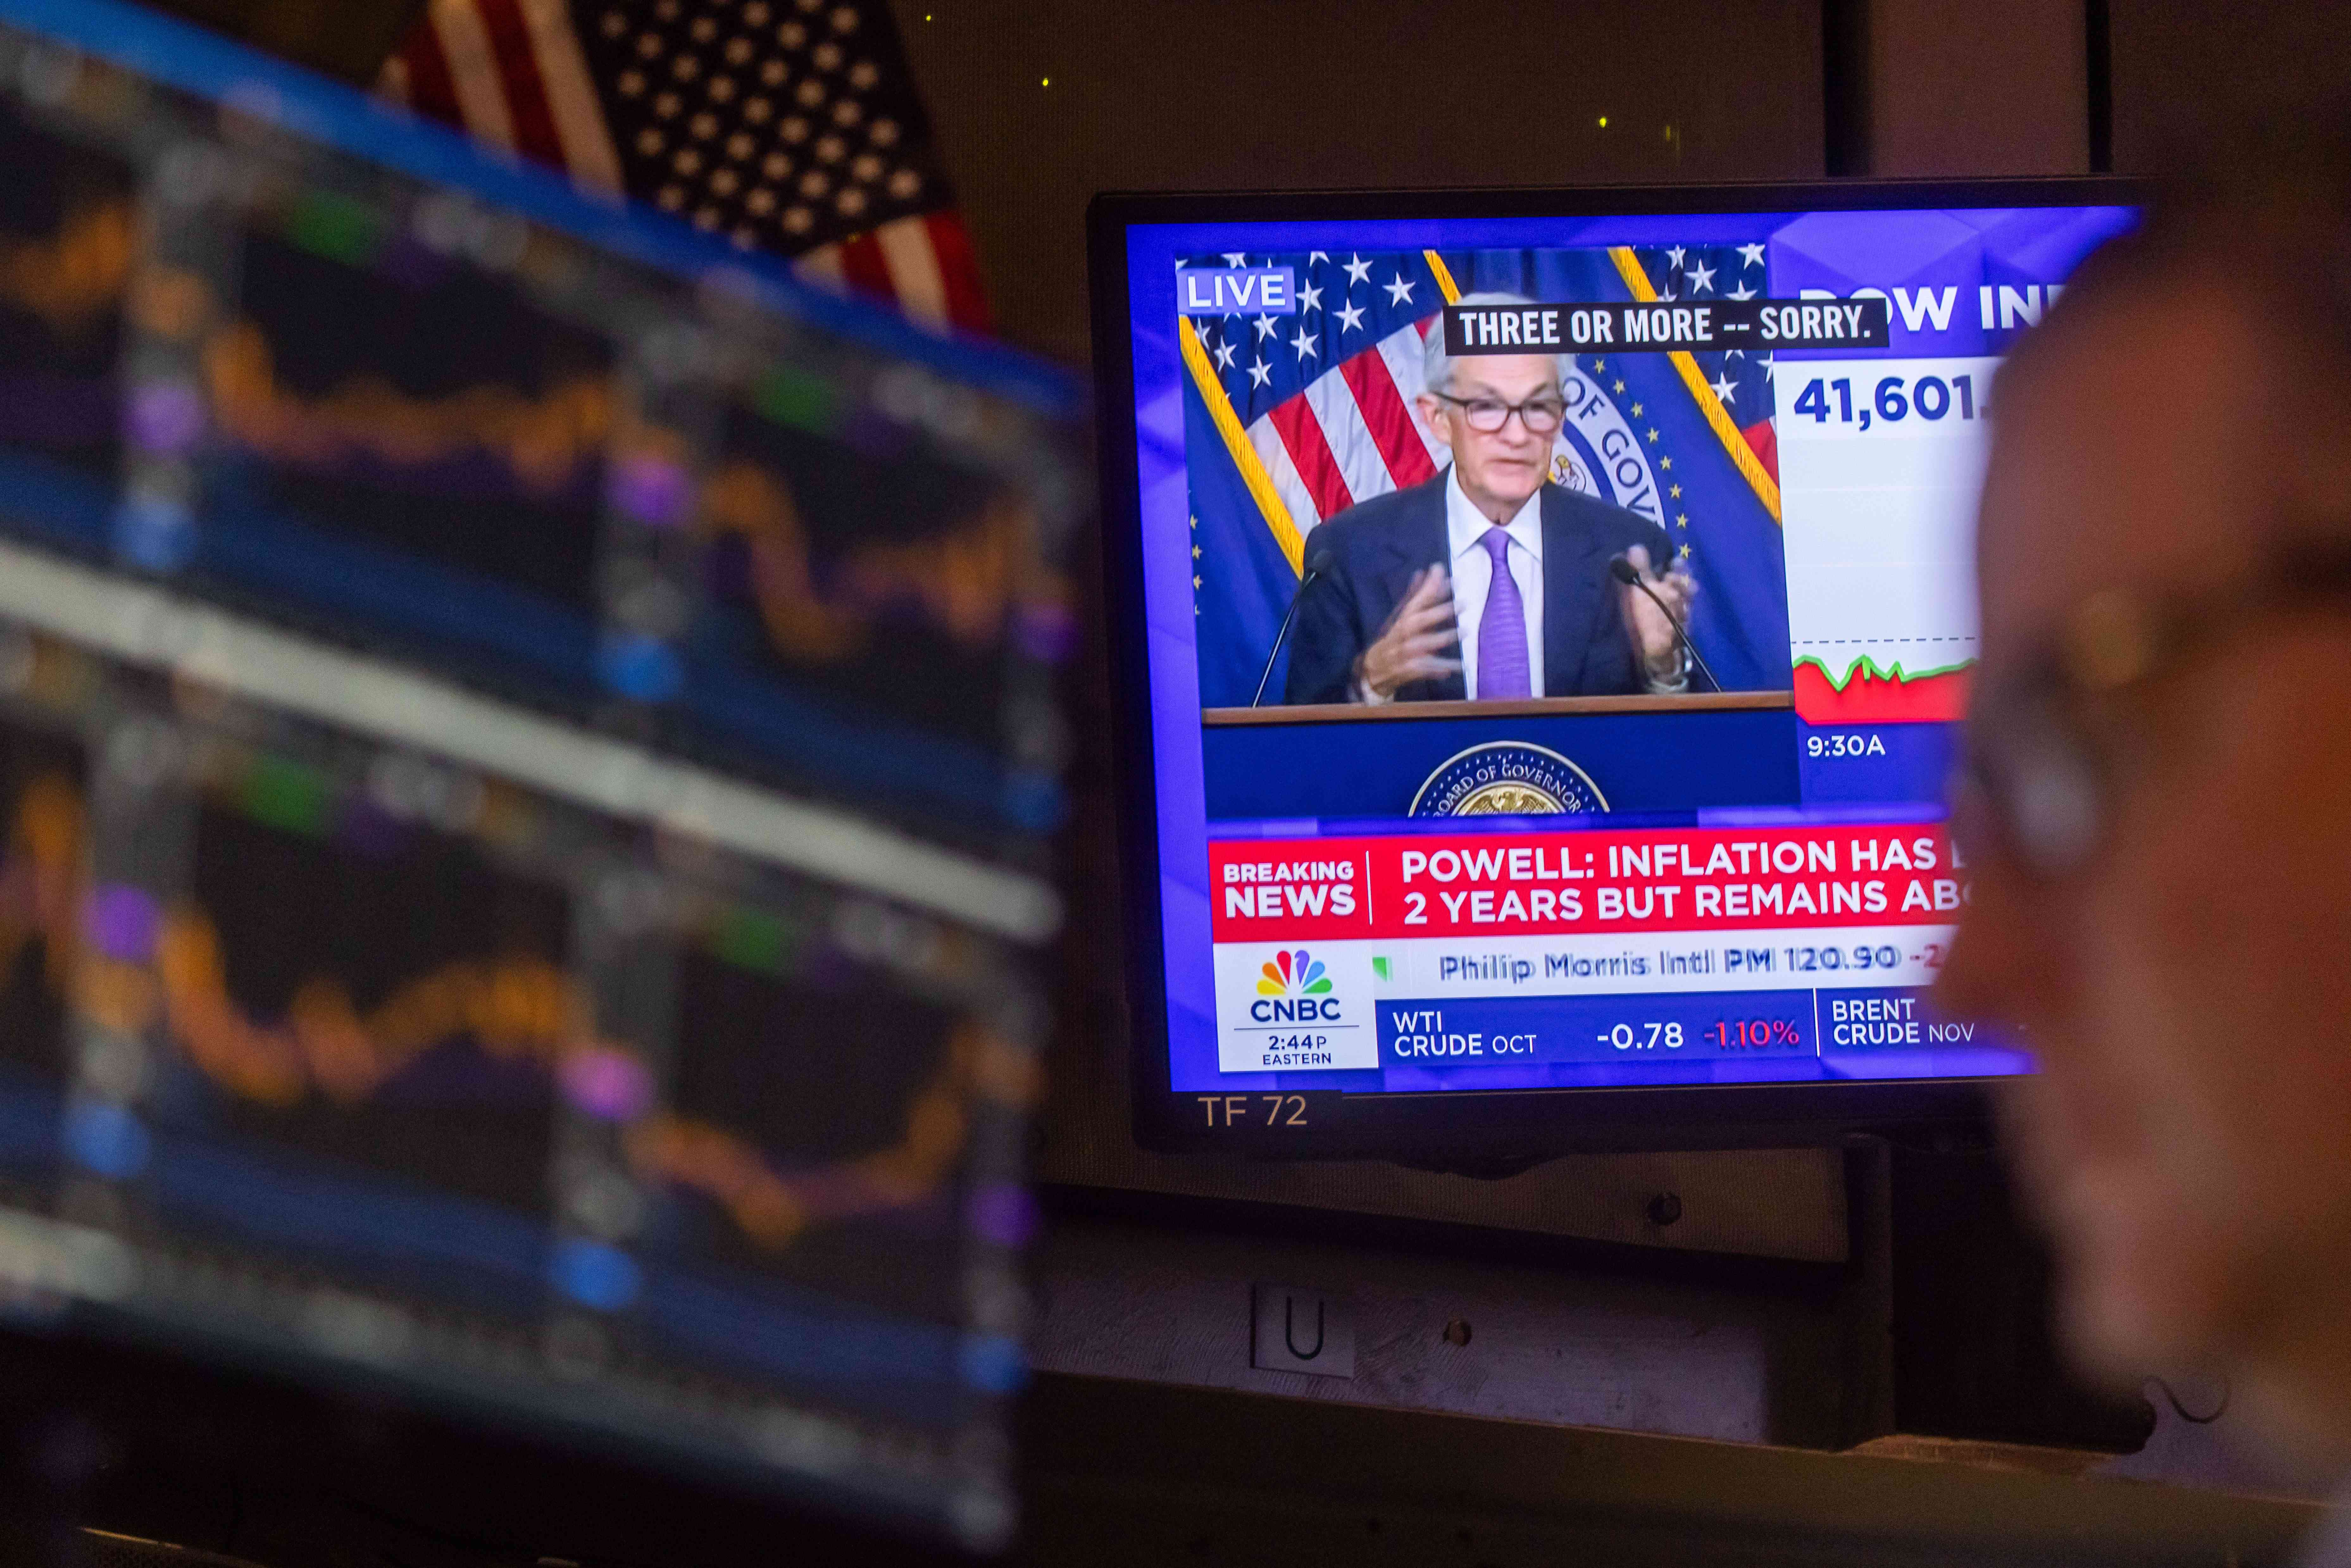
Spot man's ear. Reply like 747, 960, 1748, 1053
1415, 395, 1453, 453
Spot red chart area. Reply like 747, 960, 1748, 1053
1793, 661, 1970, 725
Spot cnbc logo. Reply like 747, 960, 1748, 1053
1251, 948, 1341, 1022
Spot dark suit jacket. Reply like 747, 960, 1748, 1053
1282, 475, 1677, 704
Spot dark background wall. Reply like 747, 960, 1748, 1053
2109, 0, 2351, 170
133, 0, 2351, 363
883, 0, 1828, 364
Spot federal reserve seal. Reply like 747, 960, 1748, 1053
1408, 742, 1609, 818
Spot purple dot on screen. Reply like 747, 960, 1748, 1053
965, 1184, 1039, 1248
558, 1047, 653, 1121
83, 884, 159, 962
127, 383, 204, 455
611, 455, 690, 529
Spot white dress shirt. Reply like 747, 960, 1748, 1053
1444, 467, 1545, 700
1352, 469, 1685, 702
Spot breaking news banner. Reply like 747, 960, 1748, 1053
1442, 298, 1891, 354
1208, 822, 1976, 1073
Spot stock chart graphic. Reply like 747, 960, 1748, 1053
0, 1, 1082, 1549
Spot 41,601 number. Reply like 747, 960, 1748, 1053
1792, 374, 1977, 432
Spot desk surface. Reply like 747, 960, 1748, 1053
1202, 690, 1794, 725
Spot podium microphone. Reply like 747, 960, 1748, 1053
1610, 553, 1722, 692
1252, 546, 1335, 707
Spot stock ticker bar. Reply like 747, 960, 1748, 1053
0, 0, 1082, 1550
1201, 824, 2007, 1077
1442, 297, 1893, 354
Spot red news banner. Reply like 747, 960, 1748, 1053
1210, 823, 1965, 941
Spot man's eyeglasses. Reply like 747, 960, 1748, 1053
1432, 391, 1567, 435
1954, 539, 2351, 882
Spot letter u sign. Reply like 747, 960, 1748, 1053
1285, 1295, 1325, 1359
1250, 1283, 1356, 1377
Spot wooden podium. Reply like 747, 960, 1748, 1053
1202, 690, 1794, 725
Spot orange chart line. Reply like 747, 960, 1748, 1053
0, 769, 1033, 1249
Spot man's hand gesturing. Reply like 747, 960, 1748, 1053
1355, 564, 1462, 701
1617, 543, 1698, 680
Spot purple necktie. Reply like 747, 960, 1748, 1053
1475, 527, 1531, 699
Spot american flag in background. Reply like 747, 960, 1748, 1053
377, 0, 990, 332
1183, 243, 1793, 706
1185, 248, 1452, 540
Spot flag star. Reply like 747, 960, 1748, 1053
1254, 314, 1277, 340
1335, 299, 1366, 333
1192, 544, 1201, 558
1724, 348, 1744, 360
1728, 282, 1756, 301
1613, 379, 1626, 393
1678, 543, 1691, 559
1660, 456, 1673, 470
1212, 339, 1236, 370
1709, 371, 1736, 405
1738, 242, 1766, 269
1298, 280, 1323, 313
1645, 427, 1659, 442
1194, 574, 1202, 588
1247, 359, 1271, 388
1669, 483, 1682, 498
1343, 253, 1373, 286
1666, 245, 1687, 268
1686, 258, 1717, 293
1290, 325, 1319, 361
1630, 402, 1643, 417
1222, 251, 1248, 266
1592, 358, 1606, 372
1676, 513, 1688, 527
1384, 273, 1415, 306
1760, 356, 1775, 381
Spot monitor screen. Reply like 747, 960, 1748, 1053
0, 0, 1083, 1550
1092, 184, 2141, 1156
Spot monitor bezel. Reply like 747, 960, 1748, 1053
1088, 174, 2152, 1164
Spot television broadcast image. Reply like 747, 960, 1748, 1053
1098, 198, 2134, 1145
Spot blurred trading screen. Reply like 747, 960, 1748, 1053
0, 0, 1083, 1550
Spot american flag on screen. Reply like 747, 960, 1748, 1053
1183, 244, 1792, 706
376, 0, 989, 332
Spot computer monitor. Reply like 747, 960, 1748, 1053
0, 0, 1082, 1550
1090, 179, 2143, 1162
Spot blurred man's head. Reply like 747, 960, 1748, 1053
1939, 131, 2351, 1463
1418, 292, 1566, 519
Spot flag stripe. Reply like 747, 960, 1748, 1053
1339, 343, 1438, 489
1301, 365, 1395, 505
426, 0, 518, 152
1376, 321, 1449, 469
923, 212, 990, 333
1178, 319, 1303, 574
874, 215, 949, 328
471, 0, 569, 169
515, 0, 623, 195
1247, 418, 1321, 546
1266, 396, 1353, 521
837, 231, 898, 304
394, 23, 465, 125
